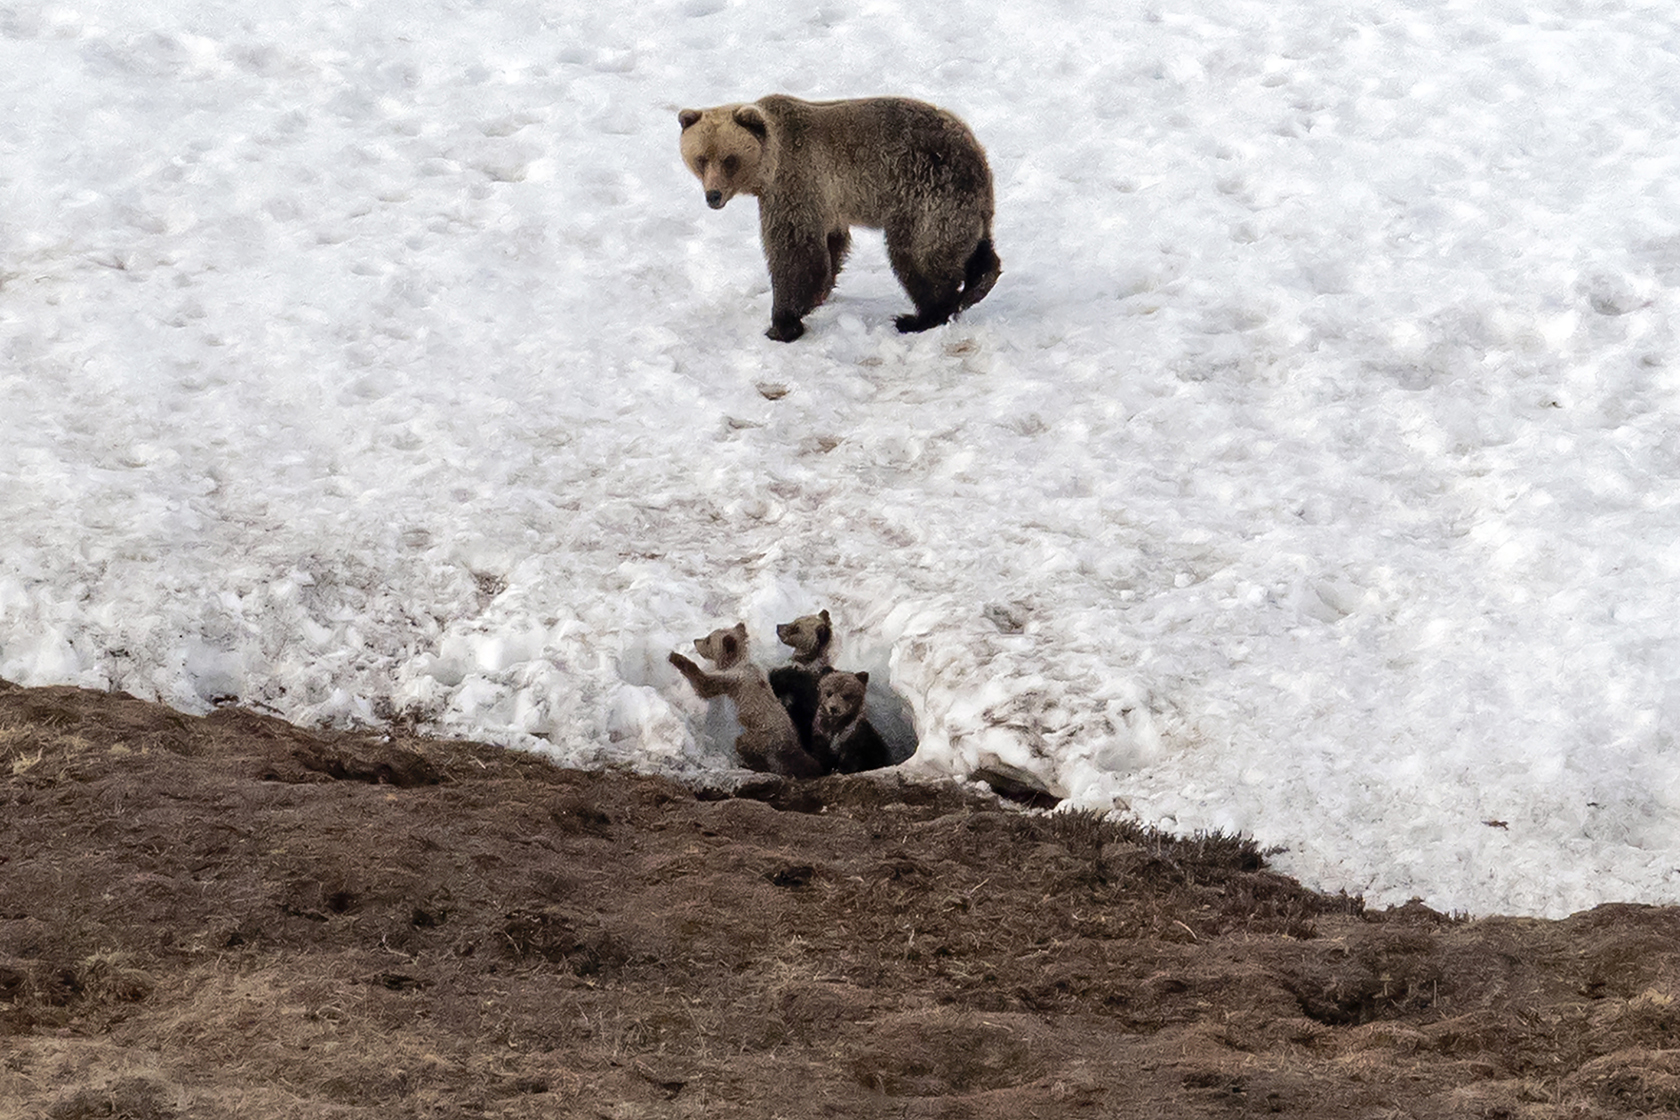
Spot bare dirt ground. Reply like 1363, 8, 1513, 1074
4, 680, 1680, 1118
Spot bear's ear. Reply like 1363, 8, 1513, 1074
818, 609, 831, 624
678, 108, 702, 130
855, 671, 869, 688
733, 104, 769, 141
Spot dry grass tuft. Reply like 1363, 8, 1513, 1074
1, 720, 95, 779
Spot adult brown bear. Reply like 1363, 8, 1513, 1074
678, 95, 1000, 342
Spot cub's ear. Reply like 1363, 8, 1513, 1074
732, 104, 768, 140
855, 671, 869, 687
818, 609, 831, 624
678, 108, 703, 129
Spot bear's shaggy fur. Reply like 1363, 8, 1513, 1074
678, 95, 1000, 342
768, 609, 834, 753
811, 670, 892, 774
670, 623, 822, 778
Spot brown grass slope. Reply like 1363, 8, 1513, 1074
3, 679, 1680, 1118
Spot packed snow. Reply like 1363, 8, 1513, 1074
5, 0, 1680, 916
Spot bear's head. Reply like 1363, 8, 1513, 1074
775, 609, 832, 662
693, 622, 750, 668
815, 670, 868, 735
677, 104, 769, 210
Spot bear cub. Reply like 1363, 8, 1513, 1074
767, 608, 834, 754
811, 670, 892, 775
670, 623, 823, 778
678, 95, 1000, 342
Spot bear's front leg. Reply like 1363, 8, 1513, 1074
670, 651, 728, 698
763, 216, 832, 343
767, 311, 806, 343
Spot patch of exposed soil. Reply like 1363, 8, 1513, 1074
4, 680, 1679, 1118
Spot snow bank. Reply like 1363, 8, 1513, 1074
5, 0, 1680, 915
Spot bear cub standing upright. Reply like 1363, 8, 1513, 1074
678, 95, 1000, 342
669, 623, 823, 778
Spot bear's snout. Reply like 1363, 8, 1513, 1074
705, 189, 725, 209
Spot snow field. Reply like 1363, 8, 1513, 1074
4, 0, 1680, 914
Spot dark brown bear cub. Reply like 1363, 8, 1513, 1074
768, 609, 834, 754
812, 671, 892, 774
678, 95, 1000, 341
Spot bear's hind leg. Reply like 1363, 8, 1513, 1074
886, 224, 966, 334
733, 731, 772, 773
956, 237, 1001, 312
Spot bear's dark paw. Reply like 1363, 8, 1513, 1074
895, 311, 949, 334
766, 315, 806, 343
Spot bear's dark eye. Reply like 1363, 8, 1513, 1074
695, 156, 708, 172
722, 155, 739, 175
